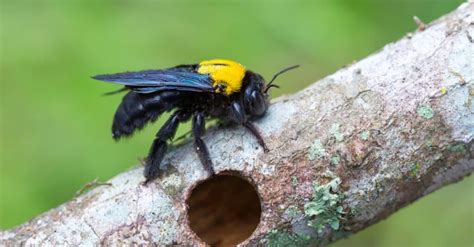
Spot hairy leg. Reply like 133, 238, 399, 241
243, 122, 269, 152
192, 112, 215, 175
230, 101, 269, 152
144, 110, 189, 184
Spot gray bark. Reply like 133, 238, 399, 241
1, 2, 473, 246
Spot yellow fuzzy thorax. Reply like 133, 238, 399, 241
197, 59, 246, 95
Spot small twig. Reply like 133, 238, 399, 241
413, 16, 426, 31
75, 178, 112, 197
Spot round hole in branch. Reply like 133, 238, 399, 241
186, 174, 261, 247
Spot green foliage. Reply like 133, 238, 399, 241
304, 178, 344, 233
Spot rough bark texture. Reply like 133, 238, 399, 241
1, 2, 473, 246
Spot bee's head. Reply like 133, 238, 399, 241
242, 65, 299, 118
241, 71, 268, 118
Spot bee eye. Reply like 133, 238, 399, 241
248, 91, 267, 116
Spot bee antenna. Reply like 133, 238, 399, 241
266, 84, 280, 90
265, 65, 300, 93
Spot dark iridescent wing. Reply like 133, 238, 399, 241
92, 65, 214, 94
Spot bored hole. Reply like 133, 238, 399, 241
187, 174, 262, 247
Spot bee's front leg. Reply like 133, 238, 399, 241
192, 112, 215, 176
230, 101, 269, 152
243, 122, 269, 153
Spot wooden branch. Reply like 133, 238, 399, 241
1, 2, 473, 246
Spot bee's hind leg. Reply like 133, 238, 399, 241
144, 110, 189, 184
192, 112, 215, 176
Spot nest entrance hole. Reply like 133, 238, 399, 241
186, 174, 262, 246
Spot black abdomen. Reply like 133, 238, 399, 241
112, 91, 181, 139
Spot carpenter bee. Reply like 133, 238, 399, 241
93, 59, 298, 183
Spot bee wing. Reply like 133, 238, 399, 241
92, 68, 214, 94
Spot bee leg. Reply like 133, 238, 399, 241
230, 101, 269, 152
243, 122, 269, 153
144, 110, 189, 184
192, 112, 215, 176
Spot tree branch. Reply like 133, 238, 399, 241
1, 2, 473, 246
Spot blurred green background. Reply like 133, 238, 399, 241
1, 0, 472, 246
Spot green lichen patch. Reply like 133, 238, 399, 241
330, 155, 341, 166
448, 143, 467, 153
267, 230, 311, 247
417, 105, 434, 119
425, 139, 433, 149
159, 173, 183, 196
291, 176, 299, 187
330, 123, 344, 142
304, 178, 344, 233
283, 205, 302, 221
349, 204, 362, 217
359, 130, 370, 141
309, 139, 326, 160
410, 162, 421, 177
